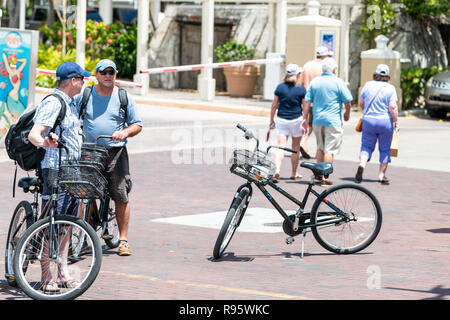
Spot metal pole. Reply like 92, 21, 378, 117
19, 0, 26, 29
76, 0, 87, 68
133, 0, 150, 95
198, 0, 215, 101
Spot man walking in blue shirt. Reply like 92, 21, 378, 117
304, 58, 353, 185
75, 59, 143, 256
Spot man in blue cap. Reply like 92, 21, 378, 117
75, 59, 143, 256
28, 61, 90, 292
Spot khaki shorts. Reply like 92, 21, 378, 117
313, 125, 344, 155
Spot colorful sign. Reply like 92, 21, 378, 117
0, 28, 38, 139
319, 30, 336, 56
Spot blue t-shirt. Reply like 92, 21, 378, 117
274, 82, 306, 120
74, 86, 143, 148
305, 73, 353, 127
360, 80, 397, 119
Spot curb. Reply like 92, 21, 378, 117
35, 87, 270, 117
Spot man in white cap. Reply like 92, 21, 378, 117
74, 59, 143, 256
304, 57, 353, 185
299, 46, 330, 159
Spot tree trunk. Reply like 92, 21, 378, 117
7, 0, 20, 28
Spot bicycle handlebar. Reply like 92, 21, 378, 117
236, 124, 298, 154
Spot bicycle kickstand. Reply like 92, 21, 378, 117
300, 229, 307, 259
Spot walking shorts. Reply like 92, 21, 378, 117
104, 146, 132, 203
313, 125, 344, 155
275, 116, 304, 138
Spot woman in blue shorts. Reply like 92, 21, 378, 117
355, 64, 399, 184
269, 63, 308, 183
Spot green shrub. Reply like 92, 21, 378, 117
37, 20, 147, 86
214, 40, 255, 62
400, 65, 447, 109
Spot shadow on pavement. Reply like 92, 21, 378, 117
384, 284, 450, 300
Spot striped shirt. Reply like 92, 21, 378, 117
33, 89, 82, 169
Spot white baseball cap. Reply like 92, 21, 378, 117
286, 63, 302, 76
376, 64, 389, 76
316, 46, 329, 57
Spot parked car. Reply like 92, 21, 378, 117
425, 70, 450, 119
25, 5, 102, 30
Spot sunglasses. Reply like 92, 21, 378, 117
74, 75, 85, 81
99, 69, 116, 76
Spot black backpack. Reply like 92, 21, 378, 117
78, 85, 128, 122
4, 93, 67, 172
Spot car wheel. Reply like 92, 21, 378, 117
427, 108, 448, 119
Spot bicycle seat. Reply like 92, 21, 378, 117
300, 162, 333, 177
18, 177, 41, 190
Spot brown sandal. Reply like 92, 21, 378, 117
272, 173, 280, 183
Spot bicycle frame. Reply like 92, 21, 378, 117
235, 178, 348, 231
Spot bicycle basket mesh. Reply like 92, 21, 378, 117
230, 149, 276, 182
58, 161, 107, 199
80, 143, 108, 171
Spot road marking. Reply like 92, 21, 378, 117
100, 269, 310, 300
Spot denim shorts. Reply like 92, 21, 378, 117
41, 168, 78, 216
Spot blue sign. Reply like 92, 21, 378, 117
0, 28, 38, 139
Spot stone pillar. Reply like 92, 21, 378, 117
286, 1, 341, 67
360, 35, 402, 109
264, 53, 285, 100
198, 0, 215, 101
133, 0, 150, 95
99, 0, 113, 25
76, 0, 87, 68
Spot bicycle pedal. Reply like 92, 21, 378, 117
102, 234, 114, 240
285, 237, 295, 245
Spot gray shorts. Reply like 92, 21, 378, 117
104, 146, 132, 203
313, 125, 344, 155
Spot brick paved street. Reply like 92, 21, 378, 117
1, 148, 449, 301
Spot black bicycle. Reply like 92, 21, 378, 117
75, 136, 120, 251
6, 137, 103, 300
213, 124, 383, 259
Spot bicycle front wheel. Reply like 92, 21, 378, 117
310, 183, 382, 254
213, 189, 249, 259
13, 215, 102, 300
5, 201, 33, 287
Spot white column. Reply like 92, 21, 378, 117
151, 0, 161, 29
198, 0, 215, 101
99, 0, 113, 25
19, 0, 26, 29
268, 3, 275, 52
275, 0, 287, 54
339, 4, 350, 83
76, 0, 87, 68
264, 52, 284, 100
0, 9, 3, 27
133, 0, 150, 95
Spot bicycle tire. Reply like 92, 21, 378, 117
310, 183, 382, 254
4, 201, 33, 287
213, 189, 249, 259
80, 199, 119, 249
13, 215, 102, 300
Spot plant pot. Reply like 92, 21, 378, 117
223, 65, 261, 98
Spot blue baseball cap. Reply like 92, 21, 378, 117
56, 62, 91, 80
96, 59, 118, 72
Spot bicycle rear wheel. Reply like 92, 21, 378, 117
5, 201, 33, 287
13, 215, 102, 300
310, 183, 382, 254
213, 189, 249, 259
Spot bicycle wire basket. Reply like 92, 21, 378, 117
79, 142, 109, 171
229, 149, 276, 184
58, 160, 107, 199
